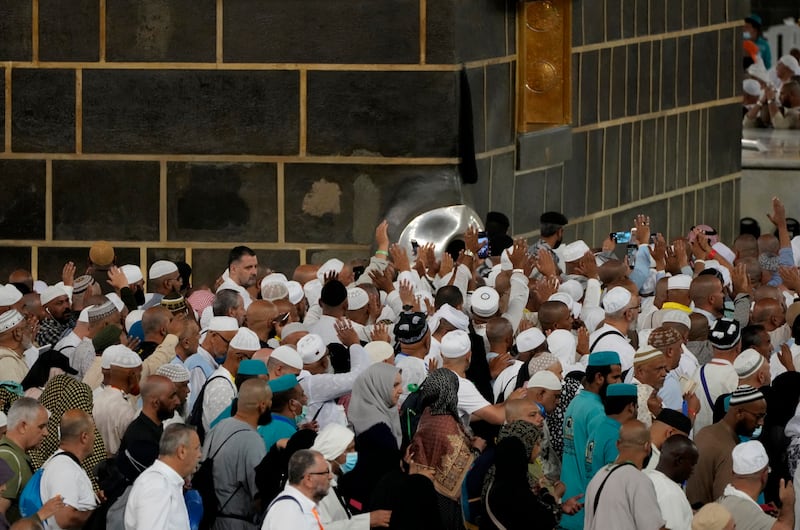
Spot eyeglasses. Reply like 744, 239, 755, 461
307, 468, 332, 477
273, 312, 290, 324
214, 333, 232, 345
741, 409, 767, 421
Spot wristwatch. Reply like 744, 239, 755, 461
402, 304, 414, 311
463, 249, 475, 258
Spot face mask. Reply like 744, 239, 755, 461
743, 31, 752, 40
295, 405, 309, 426
257, 409, 273, 426
214, 355, 227, 365
751, 425, 763, 439
341, 452, 358, 474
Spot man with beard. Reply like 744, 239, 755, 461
559, 350, 622, 530
156, 363, 191, 425
92, 345, 143, 456
262, 449, 333, 530
203, 378, 271, 529
686, 385, 767, 505
141, 261, 182, 309
530, 211, 568, 275
218, 246, 259, 310
117, 375, 181, 483
36, 285, 74, 346
0, 310, 34, 382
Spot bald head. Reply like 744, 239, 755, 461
8, 270, 33, 291
504, 398, 542, 426
486, 317, 513, 344
293, 264, 320, 285
538, 301, 570, 331
598, 260, 628, 286
142, 306, 172, 336
752, 298, 784, 328
758, 234, 779, 255
60, 409, 93, 443
753, 285, 782, 303
689, 274, 723, 305
734, 234, 759, 259
618, 419, 650, 447
660, 434, 696, 460
141, 375, 175, 401
246, 300, 278, 340
237, 378, 272, 412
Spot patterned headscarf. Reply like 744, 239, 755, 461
419, 368, 459, 418
30, 374, 106, 490
483, 420, 543, 498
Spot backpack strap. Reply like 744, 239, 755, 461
589, 330, 625, 353
207, 428, 251, 461
699, 365, 714, 411
0, 447, 24, 492
592, 462, 636, 514
266, 494, 303, 513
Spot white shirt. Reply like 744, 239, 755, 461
589, 323, 635, 371
645, 468, 693, 530
93, 386, 138, 456
186, 346, 218, 411
492, 360, 523, 403
53, 331, 82, 361
690, 359, 737, 436
124, 459, 190, 530
40, 450, 97, 530
307, 315, 341, 346
454, 373, 491, 426
202, 366, 236, 432
262, 484, 320, 530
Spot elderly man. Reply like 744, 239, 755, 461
0, 311, 32, 382
185, 316, 239, 410
124, 424, 203, 530
36, 285, 74, 346
631, 346, 668, 427
262, 449, 332, 530
588, 286, 638, 372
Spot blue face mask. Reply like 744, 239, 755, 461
214, 356, 226, 365
743, 31, 752, 40
341, 452, 358, 474
751, 425, 763, 439
295, 405, 309, 426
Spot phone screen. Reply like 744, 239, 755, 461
477, 231, 490, 258
611, 231, 631, 244
626, 244, 637, 268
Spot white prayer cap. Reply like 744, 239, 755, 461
440, 330, 472, 358
601, 286, 632, 313
558, 280, 584, 303
485, 264, 502, 288
281, 322, 307, 338
149, 260, 178, 279
297, 333, 326, 364
743, 79, 762, 97
40, 285, 68, 306
347, 287, 369, 311
156, 363, 190, 383
732, 440, 769, 474
435, 304, 469, 331
364, 341, 394, 364
562, 240, 590, 263
125, 309, 144, 332
528, 370, 562, 391
261, 281, 289, 302
704, 260, 731, 287
311, 424, 355, 461
286, 281, 305, 305
516, 328, 546, 353
780, 54, 800, 75
230, 327, 260, 352
657, 309, 691, 328
121, 264, 143, 284
269, 345, 304, 370
78, 307, 91, 324
304, 279, 323, 307
667, 274, 692, 290
261, 273, 288, 286
470, 287, 500, 318
208, 316, 239, 332
734, 348, 765, 379
712, 242, 736, 265
547, 329, 577, 364
633, 345, 664, 365
101, 344, 142, 369
106, 293, 125, 312
33, 280, 47, 294
316, 259, 344, 283
0, 310, 24, 334
582, 307, 605, 333
0, 285, 22, 307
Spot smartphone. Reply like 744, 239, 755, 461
610, 231, 631, 244
477, 231, 490, 259
626, 244, 637, 268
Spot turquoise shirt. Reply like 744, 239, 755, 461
210, 403, 233, 430
584, 415, 621, 480
560, 389, 604, 530
257, 414, 298, 450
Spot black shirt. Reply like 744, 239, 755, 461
116, 413, 162, 483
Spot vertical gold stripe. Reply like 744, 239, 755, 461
31, 247, 38, 281
140, 246, 147, 274
159, 160, 167, 241
299, 70, 307, 156
75, 69, 82, 154
419, 0, 426, 64
99, 0, 106, 62
45, 159, 53, 241
715, 30, 721, 100
277, 162, 285, 243
32, 0, 39, 62
299, 248, 306, 266
216, 0, 223, 63
4, 67, 11, 152
185, 247, 192, 268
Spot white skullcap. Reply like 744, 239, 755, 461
125, 309, 144, 332
704, 260, 731, 287
548, 292, 579, 318
748, 62, 770, 84
558, 280, 584, 303
547, 328, 577, 365
528, 370, 562, 391
297, 333, 326, 364
199, 306, 214, 331
732, 440, 769, 475
470, 286, 500, 318
261, 281, 289, 302
364, 341, 394, 364
311, 424, 355, 461
208, 316, 239, 332
562, 240, 590, 263
121, 264, 143, 284
286, 281, 305, 305
101, 344, 142, 369
516, 327, 546, 353
485, 264, 502, 288
582, 306, 605, 333
780, 54, 800, 75
435, 304, 469, 331
78, 307, 91, 324
667, 274, 692, 290
0, 310, 24, 334
230, 327, 260, 351
33, 280, 47, 294
0, 411, 6, 428
317, 259, 344, 283
602, 286, 632, 313
347, 287, 369, 311
270, 345, 304, 370
261, 273, 288, 286
657, 309, 691, 328
281, 322, 306, 338
304, 279, 323, 307
743, 79, 762, 97
40, 285, 68, 306
712, 242, 736, 265
441, 330, 472, 358
0, 285, 22, 307
149, 260, 178, 279
105, 293, 125, 312
734, 348, 765, 379
633, 345, 664, 365
156, 363, 190, 383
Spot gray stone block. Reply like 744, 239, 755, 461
517, 125, 573, 172
0, 2, 32, 60
0, 160, 46, 239
12, 69, 75, 153
39, 0, 98, 61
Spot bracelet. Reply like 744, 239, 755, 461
707, 249, 717, 260
375, 250, 388, 256
694, 259, 705, 265
463, 249, 475, 258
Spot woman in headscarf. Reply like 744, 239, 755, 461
30, 374, 106, 490
409, 368, 474, 529
762, 371, 800, 503
338, 363, 403, 514
20, 350, 78, 400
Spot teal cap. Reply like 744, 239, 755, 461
605, 383, 637, 397
268, 374, 298, 393
587, 351, 621, 367
237, 359, 268, 377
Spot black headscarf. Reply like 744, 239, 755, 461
419, 368, 459, 418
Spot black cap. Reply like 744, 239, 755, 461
394, 312, 429, 344
38, 350, 78, 375
540, 211, 568, 226
654, 409, 692, 435
486, 211, 510, 230
708, 318, 741, 350
320, 280, 348, 307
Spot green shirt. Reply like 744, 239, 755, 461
0, 436, 34, 523
584, 415, 621, 480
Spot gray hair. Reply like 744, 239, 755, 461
6, 397, 44, 430
287, 449, 322, 485
213, 289, 243, 317
159, 424, 196, 456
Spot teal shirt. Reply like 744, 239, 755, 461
584, 415, 621, 480
560, 389, 604, 530
257, 414, 298, 450
209, 404, 233, 430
